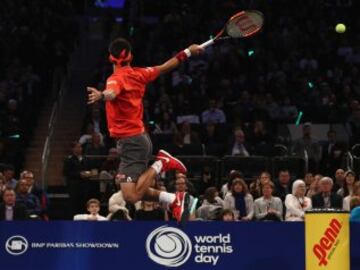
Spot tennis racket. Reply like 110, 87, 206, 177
200, 10, 264, 49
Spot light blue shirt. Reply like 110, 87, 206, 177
350, 206, 360, 222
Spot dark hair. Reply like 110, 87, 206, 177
109, 38, 132, 61
110, 209, 129, 221
3, 187, 15, 195
231, 178, 249, 194
204, 187, 218, 203
226, 170, 243, 189
221, 209, 235, 220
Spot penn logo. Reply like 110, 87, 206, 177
312, 219, 342, 266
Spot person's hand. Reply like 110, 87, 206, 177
87, 87, 102, 104
241, 216, 250, 221
88, 214, 97, 220
188, 44, 204, 56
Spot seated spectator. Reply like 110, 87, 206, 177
179, 122, 200, 145
221, 209, 235, 222
285, 180, 312, 221
304, 172, 319, 197
0, 188, 28, 220
15, 179, 41, 218
312, 177, 343, 209
20, 170, 48, 219
337, 170, 357, 197
249, 171, 271, 199
84, 132, 107, 169
2, 164, 17, 189
220, 170, 243, 198
79, 123, 104, 146
350, 197, 360, 222
74, 198, 107, 221
82, 107, 107, 138
333, 169, 345, 192
254, 181, 283, 221
227, 127, 252, 156
248, 120, 272, 148
196, 187, 223, 220
153, 111, 178, 134
107, 186, 135, 220
343, 181, 360, 211
223, 178, 254, 221
201, 99, 226, 124
274, 169, 292, 202
135, 201, 165, 221
100, 148, 120, 177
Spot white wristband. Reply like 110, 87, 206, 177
184, 48, 191, 57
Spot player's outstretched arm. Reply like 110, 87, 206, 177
87, 87, 116, 104
156, 44, 203, 75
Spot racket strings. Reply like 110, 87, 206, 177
227, 12, 263, 38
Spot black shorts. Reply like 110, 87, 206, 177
116, 133, 153, 183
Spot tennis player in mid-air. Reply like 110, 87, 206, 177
87, 38, 203, 224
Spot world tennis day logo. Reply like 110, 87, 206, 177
146, 226, 192, 267
146, 225, 233, 267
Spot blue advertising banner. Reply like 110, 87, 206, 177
0, 221, 359, 270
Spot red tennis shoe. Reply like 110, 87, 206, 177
155, 150, 187, 174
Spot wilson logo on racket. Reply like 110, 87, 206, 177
312, 219, 342, 266
199, 10, 264, 49
234, 14, 258, 33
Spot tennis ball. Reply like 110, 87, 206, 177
335, 23, 346, 34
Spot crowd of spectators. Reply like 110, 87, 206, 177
0, 0, 78, 171
66, 0, 360, 220
2, 0, 360, 220
0, 0, 78, 219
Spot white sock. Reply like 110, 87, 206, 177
159, 192, 176, 206
151, 160, 163, 174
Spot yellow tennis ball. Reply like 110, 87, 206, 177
335, 23, 346, 33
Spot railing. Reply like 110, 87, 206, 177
41, 79, 67, 190
81, 154, 307, 187
346, 151, 354, 171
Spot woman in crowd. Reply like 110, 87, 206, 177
285, 180, 312, 221
223, 178, 254, 221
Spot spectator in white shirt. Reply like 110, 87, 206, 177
285, 180, 312, 221
74, 198, 107, 221
343, 181, 360, 211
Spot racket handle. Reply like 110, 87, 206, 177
199, 39, 214, 49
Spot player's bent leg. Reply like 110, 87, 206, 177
120, 182, 142, 204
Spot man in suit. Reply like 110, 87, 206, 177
63, 142, 91, 216
228, 127, 253, 157
0, 188, 28, 220
311, 177, 343, 209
